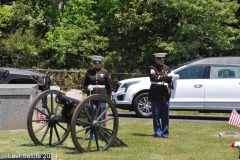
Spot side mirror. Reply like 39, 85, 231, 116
1, 70, 9, 82
172, 74, 179, 82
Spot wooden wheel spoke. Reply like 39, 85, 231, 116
40, 126, 50, 143
53, 124, 60, 142
49, 126, 53, 145
34, 123, 48, 134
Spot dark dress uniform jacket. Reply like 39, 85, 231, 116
83, 68, 112, 97
148, 63, 172, 101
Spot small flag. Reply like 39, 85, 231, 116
37, 113, 47, 123
228, 108, 240, 127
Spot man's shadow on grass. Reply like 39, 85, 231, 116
132, 133, 153, 137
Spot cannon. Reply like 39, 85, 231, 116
27, 90, 126, 152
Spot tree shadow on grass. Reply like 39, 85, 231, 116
21, 143, 38, 147
21, 143, 80, 154
55, 145, 82, 154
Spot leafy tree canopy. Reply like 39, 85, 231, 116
0, 0, 239, 73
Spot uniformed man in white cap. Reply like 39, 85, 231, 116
83, 55, 112, 131
148, 53, 173, 138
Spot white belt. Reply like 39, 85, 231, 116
151, 82, 168, 86
92, 85, 105, 88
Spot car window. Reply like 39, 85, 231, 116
175, 66, 205, 79
210, 66, 240, 79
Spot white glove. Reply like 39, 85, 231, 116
87, 85, 93, 91
232, 141, 240, 148
167, 72, 175, 77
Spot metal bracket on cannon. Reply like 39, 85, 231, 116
27, 89, 127, 153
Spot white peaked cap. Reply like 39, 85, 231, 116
91, 55, 104, 63
153, 53, 167, 58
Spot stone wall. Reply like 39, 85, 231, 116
0, 84, 39, 130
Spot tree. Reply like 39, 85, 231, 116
110, 0, 240, 71
43, 0, 109, 69
1, 0, 240, 72
3, 28, 44, 67
0, 4, 13, 37
147, 0, 240, 66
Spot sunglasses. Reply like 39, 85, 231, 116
93, 61, 101, 64
156, 57, 165, 60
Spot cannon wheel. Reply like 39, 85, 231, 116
71, 94, 119, 152
27, 90, 71, 146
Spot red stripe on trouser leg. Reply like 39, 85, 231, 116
104, 112, 106, 127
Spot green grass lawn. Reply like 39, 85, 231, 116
117, 108, 231, 117
0, 120, 239, 160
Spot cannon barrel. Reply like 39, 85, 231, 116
55, 94, 81, 107
55, 94, 81, 119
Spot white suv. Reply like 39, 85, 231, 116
112, 57, 240, 118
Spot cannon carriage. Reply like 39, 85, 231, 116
27, 90, 126, 153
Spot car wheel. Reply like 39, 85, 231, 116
133, 93, 152, 118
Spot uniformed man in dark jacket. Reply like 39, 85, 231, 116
148, 53, 173, 138
83, 55, 112, 129
83, 55, 112, 97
